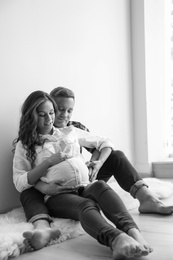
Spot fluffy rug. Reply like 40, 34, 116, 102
0, 178, 173, 260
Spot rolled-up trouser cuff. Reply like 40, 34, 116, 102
28, 214, 53, 224
130, 180, 149, 198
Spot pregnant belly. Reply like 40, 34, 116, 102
41, 157, 89, 186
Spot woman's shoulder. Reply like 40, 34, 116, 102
15, 140, 23, 148
13, 140, 26, 155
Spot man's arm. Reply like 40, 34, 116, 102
88, 147, 112, 182
67, 120, 90, 132
67, 120, 95, 154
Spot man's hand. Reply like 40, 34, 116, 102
86, 160, 103, 182
35, 179, 77, 195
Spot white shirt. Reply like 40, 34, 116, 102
13, 126, 114, 192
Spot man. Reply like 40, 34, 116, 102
49, 86, 173, 215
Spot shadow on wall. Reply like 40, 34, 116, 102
0, 152, 21, 214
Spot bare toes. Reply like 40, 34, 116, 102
23, 231, 33, 239
23, 239, 35, 252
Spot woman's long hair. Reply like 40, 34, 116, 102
13, 90, 57, 167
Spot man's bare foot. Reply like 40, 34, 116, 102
23, 227, 61, 251
128, 228, 153, 253
111, 233, 149, 259
136, 186, 173, 215
139, 197, 173, 215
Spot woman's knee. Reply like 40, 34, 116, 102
93, 180, 109, 189
89, 180, 111, 196
79, 198, 99, 213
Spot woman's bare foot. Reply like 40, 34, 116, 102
128, 228, 153, 253
23, 227, 61, 251
111, 233, 149, 259
136, 186, 173, 215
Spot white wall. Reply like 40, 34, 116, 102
0, 0, 134, 213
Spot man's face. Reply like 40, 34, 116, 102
53, 97, 75, 128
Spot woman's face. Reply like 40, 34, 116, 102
37, 100, 55, 134
53, 97, 75, 128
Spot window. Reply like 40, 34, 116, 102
164, 0, 173, 157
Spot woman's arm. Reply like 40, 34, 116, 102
27, 159, 51, 185
13, 141, 65, 192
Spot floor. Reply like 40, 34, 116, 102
15, 185, 173, 260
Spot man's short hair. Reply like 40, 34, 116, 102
50, 87, 75, 99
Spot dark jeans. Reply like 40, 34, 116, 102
20, 150, 143, 233
21, 181, 139, 248
96, 150, 142, 192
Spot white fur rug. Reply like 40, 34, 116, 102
0, 178, 173, 260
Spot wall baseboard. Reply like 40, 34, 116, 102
152, 162, 173, 178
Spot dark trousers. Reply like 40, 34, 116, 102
21, 180, 139, 248
20, 150, 142, 239
97, 150, 142, 191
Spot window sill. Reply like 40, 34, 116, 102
152, 161, 173, 178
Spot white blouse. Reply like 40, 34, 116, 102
13, 126, 114, 192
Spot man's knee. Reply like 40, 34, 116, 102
111, 150, 125, 159
20, 187, 43, 204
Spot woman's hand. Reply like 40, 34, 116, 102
86, 160, 103, 182
47, 152, 66, 167
35, 179, 78, 196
